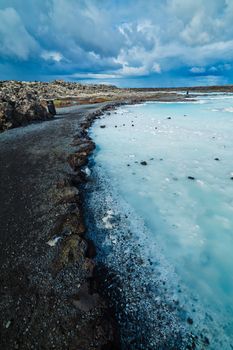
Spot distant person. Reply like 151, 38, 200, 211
47, 100, 56, 115
186, 90, 189, 97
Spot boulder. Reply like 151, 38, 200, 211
0, 82, 52, 131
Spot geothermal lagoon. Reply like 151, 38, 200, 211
90, 94, 233, 349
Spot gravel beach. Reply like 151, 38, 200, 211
0, 103, 121, 350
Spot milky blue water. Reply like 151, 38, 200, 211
91, 95, 233, 349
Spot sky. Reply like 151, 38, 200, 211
0, 0, 233, 87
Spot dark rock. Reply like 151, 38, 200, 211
67, 153, 87, 170
51, 209, 86, 238
73, 141, 95, 154
100, 125, 106, 128
214, 157, 220, 161
140, 161, 147, 166
203, 336, 210, 345
187, 176, 195, 180
85, 239, 97, 258
54, 234, 87, 270
72, 282, 100, 312
187, 317, 193, 325
0, 82, 53, 131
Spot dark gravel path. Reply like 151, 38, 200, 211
0, 103, 117, 350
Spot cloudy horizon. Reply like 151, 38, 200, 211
0, 0, 233, 87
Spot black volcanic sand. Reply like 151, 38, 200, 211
0, 103, 121, 350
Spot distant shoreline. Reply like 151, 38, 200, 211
1, 79, 233, 132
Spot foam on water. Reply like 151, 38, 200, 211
90, 94, 233, 349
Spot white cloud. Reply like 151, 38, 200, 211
1, 0, 233, 82
190, 67, 206, 73
41, 51, 63, 62
152, 63, 161, 73
209, 66, 218, 72
0, 7, 38, 59
119, 65, 148, 76
89, 51, 100, 60
180, 11, 211, 45
209, 63, 232, 73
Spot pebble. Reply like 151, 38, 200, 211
187, 317, 193, 325
5, 320, 11, 328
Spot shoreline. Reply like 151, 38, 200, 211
0, 98, 189, 349
72, 100, 200, 349
86, 99, 233, 349
0, 92, 228, 348
0, 78, 203, 132
83, 103, 194, 349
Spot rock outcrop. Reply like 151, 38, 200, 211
0, 81, 52, 131
0, 80, 118, 131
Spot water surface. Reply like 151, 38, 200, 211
91, 94, 233, 349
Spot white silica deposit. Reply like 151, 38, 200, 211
90, 94, 233, 349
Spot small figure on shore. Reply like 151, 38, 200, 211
47, 100, 56, 115
186, 90, 189, 97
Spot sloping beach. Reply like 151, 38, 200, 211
1, 82, 233, 349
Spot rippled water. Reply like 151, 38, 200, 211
90, 94, 233, 349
